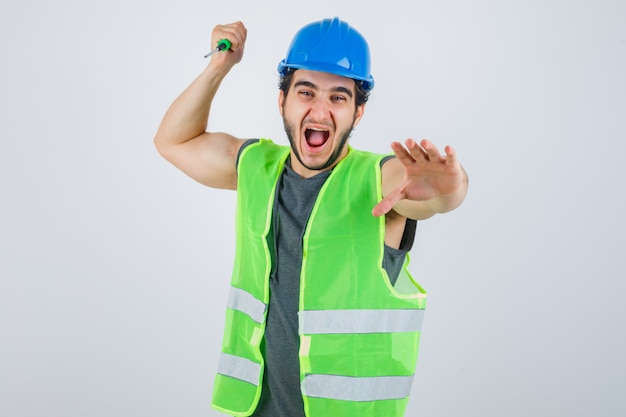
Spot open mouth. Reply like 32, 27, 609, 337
305, 128, 330, 149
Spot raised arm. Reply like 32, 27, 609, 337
153, 21, 248, 190
374, 138, 468, 220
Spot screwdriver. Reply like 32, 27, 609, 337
204, 39, 232, 58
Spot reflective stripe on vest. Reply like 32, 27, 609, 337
302, 374, 414, 401
227, 286, 267, 324
217, 352, 262, 386
299, 309, 424, 334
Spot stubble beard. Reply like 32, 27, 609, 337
282, 116, 356, 172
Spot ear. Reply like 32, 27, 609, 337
278, 90, 285, 116
353, 104, 365, 127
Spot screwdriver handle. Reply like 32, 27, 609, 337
204, 39, 232, 58
216, 39, 232, 51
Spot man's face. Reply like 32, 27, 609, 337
279, 69, 365, 177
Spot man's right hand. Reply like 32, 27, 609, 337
207, 21, 247, 71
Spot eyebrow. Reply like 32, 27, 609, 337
294, 80, 354, 99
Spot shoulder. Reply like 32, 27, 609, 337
237, 138, 291, 167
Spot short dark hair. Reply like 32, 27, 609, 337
278, 68, 370, 107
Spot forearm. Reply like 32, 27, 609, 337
154, 63, 229, 152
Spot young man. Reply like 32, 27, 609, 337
155, 17, 467, 417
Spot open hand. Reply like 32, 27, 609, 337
372, 138, 467, 217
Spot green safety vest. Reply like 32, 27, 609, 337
211, 139, 427, 417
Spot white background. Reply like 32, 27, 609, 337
1, 0, 625, 416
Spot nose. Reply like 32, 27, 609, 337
307, 96, 332, 122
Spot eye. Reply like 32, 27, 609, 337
331, 95, 347, 102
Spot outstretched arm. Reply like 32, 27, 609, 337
374, 138, 468, 219
153, 21, 248, 190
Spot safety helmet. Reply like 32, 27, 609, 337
277, 17, 375, 91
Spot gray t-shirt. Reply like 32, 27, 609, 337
237, 140, 416, 417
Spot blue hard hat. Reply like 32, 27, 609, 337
277, 17, 375, 91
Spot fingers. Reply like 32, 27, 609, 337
443, 144, 458, 167
390, 141, 414, 165
209, 21, 247, 59
372, 188, 404, 217
395, 138, 457, 166
405, 139, 429, 160
208, 21, 247, 67
419, 139, 447, 162
391, 139, 426, 163
391, 139, 432, 167
213, 21, 247, 51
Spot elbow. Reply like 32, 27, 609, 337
153, 133, 170, 159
